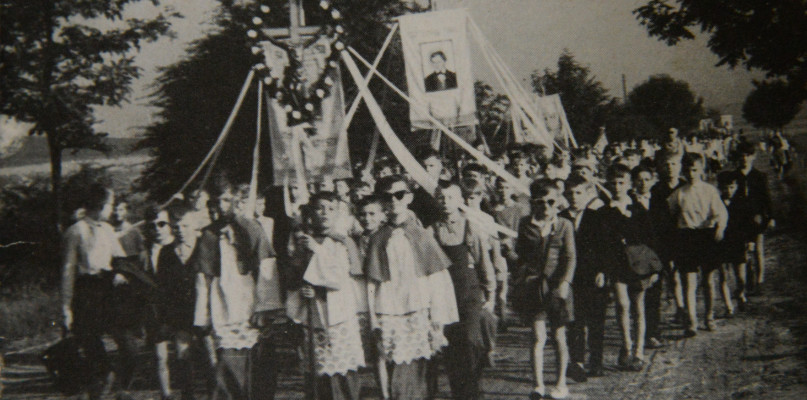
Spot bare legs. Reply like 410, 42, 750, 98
615, 283, 647, 367
682, 272, 699, 334
155, 334, 192, 399
530, 319, 569, 397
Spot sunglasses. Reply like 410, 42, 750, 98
384, 190, 410, 201
533, 198, 557, 207
151, 221, 170, 228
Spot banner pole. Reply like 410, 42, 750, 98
341, 50, 517, 238
164, 68, 256, 206
346, 46, 530, 196
246, 80, 264, 217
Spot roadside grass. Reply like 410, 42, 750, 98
0, 283, 59, 341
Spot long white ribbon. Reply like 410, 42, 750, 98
346, 46, 531, 197
341, 50, 517, 238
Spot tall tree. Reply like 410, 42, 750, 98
137, 0, 417, 201
742, 79, 804, 130
627, 74, 704, 137
531, 50, 613, 144
0, 0, 177, 230
633, 0, 807, 101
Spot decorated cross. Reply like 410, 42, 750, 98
247, 0, 345, 125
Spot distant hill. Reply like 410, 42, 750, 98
0, 136, 150, 168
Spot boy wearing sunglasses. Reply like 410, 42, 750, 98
515, 179, 577, 399
364, 176, 458, 400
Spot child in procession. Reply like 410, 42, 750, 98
515, 179, 577, 400
667, 153, 728, 337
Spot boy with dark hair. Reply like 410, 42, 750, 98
561, 174, 610, 378
717, 171, 758, 312
733, 142, 774, 293
286, 191, 366, 400
192, 179, 284, 400
651, 151, 686, 325
516, 179, 577, 399
632, 164, 666, 349
668, 153, 728, 336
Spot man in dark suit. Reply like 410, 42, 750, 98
424, 51, 457, 92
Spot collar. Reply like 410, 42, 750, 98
530, 216, 557, 237
435, 69, 446, 74
587, 197, 605, 210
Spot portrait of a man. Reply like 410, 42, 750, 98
424, 50, 458, 92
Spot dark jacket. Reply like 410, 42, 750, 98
424, 70, 458, 92
560, 207, 623, 288
192, 215, 275, 279
515, 216, 576, 289
735, 168, 772, 222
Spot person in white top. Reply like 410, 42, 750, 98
667, 153, 728, 336
61, 183, 128, 399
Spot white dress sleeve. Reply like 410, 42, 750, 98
425, 268, 459, 327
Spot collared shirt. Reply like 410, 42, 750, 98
175, 240, 197, 264
530, 216, 557, 238
668, 180, 728, 229
635, 193, 651, 210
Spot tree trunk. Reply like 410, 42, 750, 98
47, 132, 63, 233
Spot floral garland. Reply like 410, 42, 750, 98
246, 1, 346, 126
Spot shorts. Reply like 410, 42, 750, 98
674, 229, 718, 273
513, 277, 573, 326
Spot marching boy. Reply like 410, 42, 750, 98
667, 153, 728, 336
286, 192, 366, 400
717, 171, 758, 312
515, 179, 577, 399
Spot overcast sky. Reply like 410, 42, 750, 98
92, 0, 762, 137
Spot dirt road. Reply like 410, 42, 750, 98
3, 156, 806, 399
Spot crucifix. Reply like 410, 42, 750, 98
262, 0, 322, 56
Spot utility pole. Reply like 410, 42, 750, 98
621, 73, 628, 101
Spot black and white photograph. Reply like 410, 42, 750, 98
1, 1, 806, 399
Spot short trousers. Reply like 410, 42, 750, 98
674, 229, 718, 273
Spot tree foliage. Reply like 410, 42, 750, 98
742, 79, 804, 130
531, 50, 614, 144
0, 0, 178, 229
633, 0, 807, 100
137, 0, 418, 201
626, 74, 704, 136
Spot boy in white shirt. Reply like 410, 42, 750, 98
667, 153, 728, 337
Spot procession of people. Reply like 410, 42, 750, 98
57, 125, 780, 400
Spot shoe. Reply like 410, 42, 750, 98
647, 337, 665, 349
588, 364, 605, 377
705, 319, 716, 331
672, 308, 687, 326
618, 349, 630, 370
737, 297, 747, 312
549, 385, 569, 399
726, 309, 736, 319
530, 386, 546, 399
567, 362, 588, 383
628, 357, 645, 372
683, 328, 697, 338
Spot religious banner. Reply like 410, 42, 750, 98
399, 9, 476, 130
533, 93, 577, 147
267, 64, 351, 185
